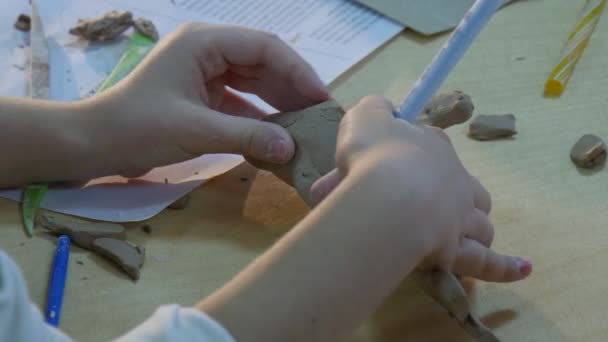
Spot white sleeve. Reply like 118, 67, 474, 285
0, 250, 72, 342
113, 305, 235, 342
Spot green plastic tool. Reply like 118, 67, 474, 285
21, 31, 156, 236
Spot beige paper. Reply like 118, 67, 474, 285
354, 0, 518, 35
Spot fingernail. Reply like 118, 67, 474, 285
515, 257, 532, 277
266, 138, 287, 162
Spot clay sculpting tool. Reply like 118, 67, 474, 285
21, 30, 156, 236
395, 0, 503, 122
545, 0, 606, 96
21, 0, 50, 237
45, 235, 71, 327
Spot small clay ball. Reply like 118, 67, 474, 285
570, 134, 606, 169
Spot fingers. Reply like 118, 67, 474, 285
465, 209, 494, 248
218, 90, 266, 119
189, 106, 295, 163
336, 95, 397, 167
310, 169, 341, 206
471, 176, 492, 214
181, 24, 329, 111
453, 239, 532, 282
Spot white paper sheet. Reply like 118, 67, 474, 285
0, 0, 402, 222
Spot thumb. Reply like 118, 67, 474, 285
196, 109, 295, 163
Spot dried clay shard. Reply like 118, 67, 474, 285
417, 91, 475, 129
91, 238, 145, 281
469, 114, 517, 141
414, 270, 500, 342
14, 14, 31, 32
69, 11, 133, 41
168, 194, 190, 210
133, 18, 159, 41
570, 134, 606, 168
39, 214, 126, 249
246, 100, 344, 206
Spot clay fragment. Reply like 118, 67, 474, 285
469, 114, 517, 141
69, 11, 133, 41
570, 134, 606, 168
14, 14, 31, 32
415, 270, 500, 341
91, 238, 145, 281
39, 214, 126, 249
133, 18, 159, 41
246, 100, 344, 205
417, 91, 475, 129
168, 194, 190, 209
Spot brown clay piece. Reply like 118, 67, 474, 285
14, 14, 31, 32
570, 134, 606, 169
246, 100, 344, 206
39, 213, 126, 249
417, 91, 475, 129
69, 11, 133, 41
133, 18, 159, 41
91, 238, 145, 281
469, 114, 517, 141
168, 194, 190, 209
415, 270, 500, 341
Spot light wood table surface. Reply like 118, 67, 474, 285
2, 1, 608, 341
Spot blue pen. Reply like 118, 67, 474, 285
45, 235, 70, 327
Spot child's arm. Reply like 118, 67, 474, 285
0, 97, 109, 187
0, 24, 329, 188
197, 96, 531, 342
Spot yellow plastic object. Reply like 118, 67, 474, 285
545, 0, 606, 96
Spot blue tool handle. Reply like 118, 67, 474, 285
45, 235, 70, 327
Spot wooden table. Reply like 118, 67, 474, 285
2, 1, 608, 340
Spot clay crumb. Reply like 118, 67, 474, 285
14, 14, 31, 32
570, 134, 606, 169
69, 11, 133, 41
133, 18, 159, 41
76, 260, 84, 265
469, 114, 517, 141
417, 91, 475, 129
168, 194, 190, 210
141, 225, 152, 234
91, 238, 145, 281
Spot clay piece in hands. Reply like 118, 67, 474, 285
469, 114, 517, 141
69, 11, 133, 41
417, 91, 475, 129
570, 134, 606, 169
91, 238, 145, 281
414, 270, 500, 341
133, 18, 159, 41
246, 100, 344, 206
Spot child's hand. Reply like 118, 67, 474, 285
84, 24, 329, 177
312, 95, 531, 283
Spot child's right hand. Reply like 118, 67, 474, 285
312, 95, 531, 283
